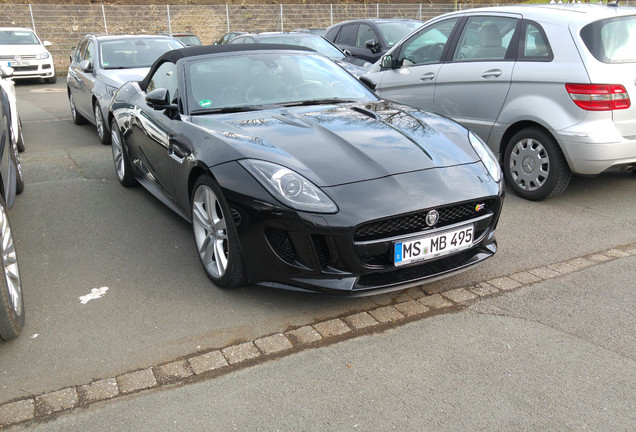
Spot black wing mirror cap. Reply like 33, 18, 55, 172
146, 88, 179, 112
359, 75, 377, 91
365, 39, 380, 53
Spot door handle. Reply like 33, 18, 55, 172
419, 72, 436, 81
169, 142, 189, 163
481, 69, 503, 79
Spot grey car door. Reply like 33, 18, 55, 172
433, 15, 519, 143
370, 17, 461, 111
71, 40, 97, 120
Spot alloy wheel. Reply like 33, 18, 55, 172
192, 185, 229, 278
111, 126, 124, 181
0, 203, 22, 319
94, 104, 105, 140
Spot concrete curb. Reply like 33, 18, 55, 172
2, 243, 635, 428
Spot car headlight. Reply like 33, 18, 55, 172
36, 52, 50, 60
239, 159, 338, 213
468, 131, 501, 182
105, 85, 118, 99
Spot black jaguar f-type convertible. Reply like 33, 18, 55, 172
108, 44, 504, 295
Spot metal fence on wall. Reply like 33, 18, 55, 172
0, 2, 630, 73
0, 3, 460, 72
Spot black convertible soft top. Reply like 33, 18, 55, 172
139, 43, 315, 90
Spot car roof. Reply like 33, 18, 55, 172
0, 27, 34, 32
139, 43, 315, 90
90, 34, 178, 42
444, 4, 636, 26
330, 18, 421, 26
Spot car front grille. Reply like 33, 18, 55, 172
355, 199, 495, 241
12, 65, 38, 72
353, 198, 500, 267
0, 55, 37, 60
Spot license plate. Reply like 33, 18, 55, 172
394, 225, 474, 266
8, 61, 29, 67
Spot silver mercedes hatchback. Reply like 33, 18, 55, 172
364, 4, 636, 200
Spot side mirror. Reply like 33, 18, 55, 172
380, 55, 395, 69
79, 59, 92, 72
0, 66, 14, 79
359, 76, 377, 91
146, 88, 179, 113
365, 39, 379, 53
43, 41, 52, 47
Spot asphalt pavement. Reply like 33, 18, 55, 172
7, 254, 635, 431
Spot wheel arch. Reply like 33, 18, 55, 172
498, 120, 570, 169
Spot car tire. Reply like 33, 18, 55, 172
44, 75, 57, 84
69, 92, 87, 125
0, 195, 24, 342
191, 175, 246, 289
16, 118, 25, 153
94, 103, 111, 145
110, 120, 136, 187
11, 143, 24, 195
504, 127, 571, 201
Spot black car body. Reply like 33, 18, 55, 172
108, 44, 503, 296
324, 19, 423, 64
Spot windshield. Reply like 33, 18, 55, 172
581, 16, 636, 63
186, 52, 377, 113
377, 21, 423, 47
260, 35, 345, 60
175, 35, 202, 46
100, 38, 183, 69
0, 30, 39, 45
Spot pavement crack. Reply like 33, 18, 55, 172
64, 148, 89, 179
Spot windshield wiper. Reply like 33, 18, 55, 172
190, 105, 267, 115
280, 98, 357, 107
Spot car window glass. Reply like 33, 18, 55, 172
99, 38, 183, 69
147, 62, 178, 102
356, 24, 378, 48
376, 21, 423, 48
521, 22, 550, 59
453, 16, 517, 61
581, 16, 636, 63
186, 53, 376, 112
74, 39, 87, 63
229, 37, 243, 44
399, 18, 459, 66
85, 41, 95, 66
0, 30, 39, 45
335, 24, 357, 46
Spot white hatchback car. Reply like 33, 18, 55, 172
364, 4, 636, 200
0, 27, 56, 84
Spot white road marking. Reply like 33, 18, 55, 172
79, 287, 109, 304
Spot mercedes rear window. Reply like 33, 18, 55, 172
581, 15, 636, 63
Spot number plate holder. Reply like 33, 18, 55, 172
394, 225, 474, 266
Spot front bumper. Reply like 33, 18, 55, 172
1, 60, 55, 80
212, 161, 504, 296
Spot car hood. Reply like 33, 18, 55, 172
98, 67, 150, 87
191, 100, 480, 187
0, 44, 48, 56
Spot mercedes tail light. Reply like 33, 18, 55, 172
565, 83, 631, 111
